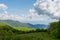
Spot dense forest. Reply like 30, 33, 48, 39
0, 20, 60, 40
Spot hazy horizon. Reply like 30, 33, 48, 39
0, 0, 60, 24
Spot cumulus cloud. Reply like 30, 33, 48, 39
0, 4, 8, 14
0, 4, 51, 23
28, 0, 60, 23
0, 13, 29, 21
0, 2, 59, 24
33, 0, 60, 19
0, 4, 8, 20
0, 4, 8, 10
0, 4, 27, 21
29, 9, 58, 23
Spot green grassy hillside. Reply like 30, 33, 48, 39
13, 27, 35, 31
0, 24, 54, 40
0, 20, 30, 27
0, 20, 59, 40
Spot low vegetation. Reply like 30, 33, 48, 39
0, 20, 60, 40
48, 20, 60, 39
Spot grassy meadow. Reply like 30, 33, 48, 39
0, 20, 60, 40
13, 27, 36, 31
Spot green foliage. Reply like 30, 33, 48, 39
0, 23, 53, 40
0, 21, 60, 40
0, 32, 54, 40
49, 20, 60, 39
35, 29, 47, 32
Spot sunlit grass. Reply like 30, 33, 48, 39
13, 27, 36, 31
0, 24, 7, 27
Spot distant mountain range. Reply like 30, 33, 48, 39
26, 23, 48, 28
0, 20, 48, 28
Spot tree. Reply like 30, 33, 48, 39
49, 20, 60, 39
56, 19, 60, 39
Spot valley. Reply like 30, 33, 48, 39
0, 20, 60, 40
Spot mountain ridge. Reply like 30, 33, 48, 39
0, 20, 48, 28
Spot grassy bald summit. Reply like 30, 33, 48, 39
0, 20, 30, 27
0, 20, 48, 29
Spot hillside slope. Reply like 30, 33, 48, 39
0, 23, 56, 40
0, 20, 48, 28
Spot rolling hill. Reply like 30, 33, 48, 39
0, 20, 48, 28
0, 24, 54, 40
26, 23, 48, 28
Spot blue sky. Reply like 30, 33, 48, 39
0, 0, 35, 15
0, 0, 59, 25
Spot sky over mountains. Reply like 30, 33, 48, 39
34, 0, 60, 19
0, 0, 60, 24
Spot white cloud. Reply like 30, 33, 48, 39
0, 4, 8, 10
26, 0, 59, 24
29, 9, 58, 23
0, 3, 59, 24
0, 13, 28, 21
0, 4, 32, 22
0, 4, 8, 14
0, 4, 27, 21
34, 0, 60, 19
